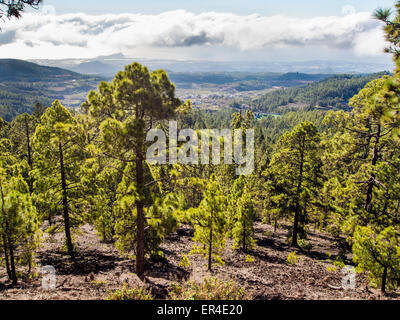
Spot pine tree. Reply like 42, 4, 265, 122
227, 176, 247, 233
0, 0, 42, 20
0, 157, 39, 285
189, 174, 227, 271
232, 184, 256, 252
265, 121, 322, 247
0, 117, 10, 139
353, 226, 400, 293
32, 100, 85, 258
83, 63, 186, 278
323, 77, 400, 235
113, 161, 180, 259
9, 113, 37, 193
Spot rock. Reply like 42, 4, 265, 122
146, 276, 170, 289
7, 289, 19, 294
119, 273, 143, 287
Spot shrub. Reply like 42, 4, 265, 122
326, 265, 337, 272
298, 239, 313, 251
286, 251, 299, 265
179, 254, 191, 268
169, 277, 250, 300
333, 257, 345, 269
106, 285, 153, 300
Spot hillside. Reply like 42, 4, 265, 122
255, 72, 390, 112
0, 59, 84, 82
0, 220, 390, 300
169, 72, 330, 91
0, 59, 103, 122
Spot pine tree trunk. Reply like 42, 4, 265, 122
135, 149, 145, 279
28, 259, 32, 275
8, 238, 17, 285
292, 207, 300, 247
1, 184, 12, 281
208, 211, 213, 272
381, 266, 388, 294
25, 121, 33, 194
292, 143, 304, 248
59, 143, 74, 258
365, 123, 381, 213
110, 199, 116, 237
2, 235, 11, 280
243, 220, 246, 253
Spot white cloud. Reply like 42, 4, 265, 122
0, 10, 387, 59
353, 26, 388, 57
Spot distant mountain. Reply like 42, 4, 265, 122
69, 61, 120, 76
29, 54, 393, 76
0, 59, 103, 121
0, 59, 86, 82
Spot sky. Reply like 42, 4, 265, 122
0, 0, 397, 63
44, 0, 396, 17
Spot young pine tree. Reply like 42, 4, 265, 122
229, 176, 256, 252
80, 159, 125, 243
353, 226, 400, 294
189, 175, 227, 271
232, 185, 256, 253
0, 162, 39, 285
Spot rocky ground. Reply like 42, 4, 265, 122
1, 221, 399, 300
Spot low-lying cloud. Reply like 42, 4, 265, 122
0, 9, 387, 59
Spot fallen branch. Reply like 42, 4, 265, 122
56, 278, 69, 289
327, 283, 342, 290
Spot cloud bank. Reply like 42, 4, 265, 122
0, 9, 387, 59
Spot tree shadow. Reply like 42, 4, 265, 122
250, 250, 286, 265
147, 260, 190, 282
256, 237, 288, 252
176, 227, 194, 238
297, 249, 332, 262
37, 248, 123, 276
145, 261, 190, 299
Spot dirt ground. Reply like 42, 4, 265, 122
1, 221, 399, 300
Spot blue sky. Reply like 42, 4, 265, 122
47, 0, 396, 16
1, 0, 394, 63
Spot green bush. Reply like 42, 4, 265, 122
298, 239, 313, 251
286, 251, 299, 265
169, 277, 250, 300
106, 284, 153, 300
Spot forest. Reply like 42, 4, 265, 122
1, 2, 400, 301
255, 72, 390, 113
168, 71, 330, 91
